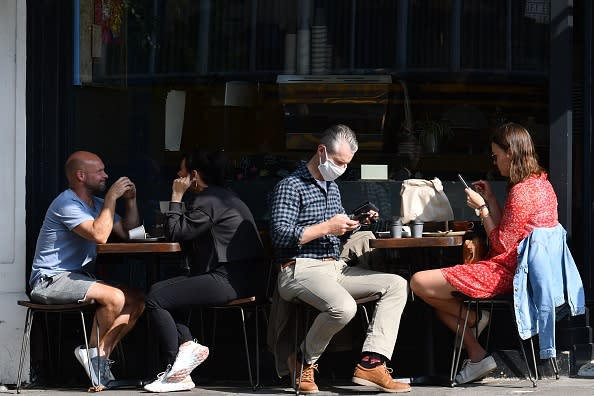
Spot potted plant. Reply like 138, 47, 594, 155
414, 116, 453, 153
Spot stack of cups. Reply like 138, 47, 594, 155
311, 25, 327, 74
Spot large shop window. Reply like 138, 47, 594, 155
76, 0, 550, 80
72, 0, 551, 183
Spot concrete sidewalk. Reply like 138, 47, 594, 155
4, 377, 594, 395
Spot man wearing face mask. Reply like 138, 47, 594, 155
268, 125, 410, 393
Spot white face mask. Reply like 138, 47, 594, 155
318, 146, 346, 181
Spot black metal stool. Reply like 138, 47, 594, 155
16, 300, 101, 393
450, 296, 559, 387
209, 296, 269, 390
291, 293, 380, 396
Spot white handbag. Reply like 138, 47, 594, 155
400, 178, 454, 224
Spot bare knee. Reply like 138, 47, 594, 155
409, 272, 428, 296
102, 288, 126, 313
410, 269, 453, 302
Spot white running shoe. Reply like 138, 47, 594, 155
74, 345, 97, 384
74, 345, 114, 387
166, 340, 209, 382
455, 355, 497, 384
144, 368, 195, 393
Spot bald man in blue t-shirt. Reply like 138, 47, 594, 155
30, 151, 145, 389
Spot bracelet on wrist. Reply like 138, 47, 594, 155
475, 204, 488, 217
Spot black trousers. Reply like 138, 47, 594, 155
145, 260, 262, 369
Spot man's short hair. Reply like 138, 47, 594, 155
320, 124, 358, 154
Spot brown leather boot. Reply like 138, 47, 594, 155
352, 363, 411, 393
287, 353, 319, 394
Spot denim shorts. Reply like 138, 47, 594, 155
30, 271, 97, 304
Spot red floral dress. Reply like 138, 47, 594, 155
442, 173, 558, 298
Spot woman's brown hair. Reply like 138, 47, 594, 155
491, 122, 544, 186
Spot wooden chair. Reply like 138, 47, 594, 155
16, 299, 101, 393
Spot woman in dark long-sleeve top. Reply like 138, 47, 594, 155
144, 149, 266, 393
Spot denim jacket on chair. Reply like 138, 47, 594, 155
513, 224, 585, 359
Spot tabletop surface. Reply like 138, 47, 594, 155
370, 235, 464, 248
96, 242, 181, 254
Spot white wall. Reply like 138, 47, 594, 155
0, 0, 28, 385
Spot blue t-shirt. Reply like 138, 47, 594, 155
30, 189, 119, 288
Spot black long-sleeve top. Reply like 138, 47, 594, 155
164, 186, 265, 274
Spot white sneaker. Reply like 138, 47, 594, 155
166, 340, 209, 382
455, 355, 497, 384
144, 369, 195, 393
74, 345, 114, 387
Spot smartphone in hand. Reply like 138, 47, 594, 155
352, 201, 379, 216
349, 212, 371, 222
352, 201, 379, 224
457, 173, 470, 189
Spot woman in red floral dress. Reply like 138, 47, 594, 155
410, 123, 558, 384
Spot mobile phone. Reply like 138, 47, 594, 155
457, 173, 470, 189
352, 201, 378, 216
349, 212, 370, 222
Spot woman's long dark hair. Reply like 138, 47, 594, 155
185, 148, 227, 186
491, 122, 544, 187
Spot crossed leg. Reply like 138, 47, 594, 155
85, 282, 145, 358
410, 269, 487, 362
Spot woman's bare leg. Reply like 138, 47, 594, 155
410, 269, 486, 362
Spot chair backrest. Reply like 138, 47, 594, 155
258, 228, 278, 302
265, 259, 278, 303
517, 225, 583, 306
514, 225, 585, 359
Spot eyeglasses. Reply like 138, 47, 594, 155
490, 153, 497, 161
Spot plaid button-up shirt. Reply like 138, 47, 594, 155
269, 162, 346, 264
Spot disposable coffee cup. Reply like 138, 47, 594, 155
391, 218, 403, 238
411, 220, 424, 238
128, 224, 146, 240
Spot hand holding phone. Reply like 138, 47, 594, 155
352, 201, 379, 216
349, 212, 371, 222
351, 201, 379, 224
457, 173, 470, 189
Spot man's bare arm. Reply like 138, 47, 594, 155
72, 177, 136, 243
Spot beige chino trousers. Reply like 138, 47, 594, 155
277, 258, 408, 364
